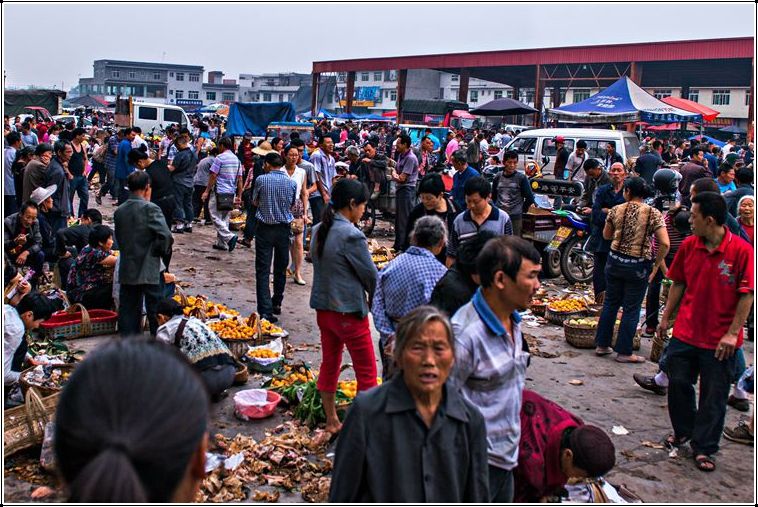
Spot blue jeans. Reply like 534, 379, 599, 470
664, 338, 737, 455
595, 252, 651, 355
255, 223, 290, 316
309, 196, 325, 226
172, 184, 194, 226
69, 175, 89, 218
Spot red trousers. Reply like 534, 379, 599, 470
316, 310, 378, 393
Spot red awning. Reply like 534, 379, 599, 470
661, 96, 720, 122
452, 109, 476, 119
382, 110, 397, 118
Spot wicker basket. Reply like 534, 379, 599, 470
38, 304, 117, 340
530, 302, 548, 317
587, 304, 603, 316
4, 388, 60, 457
545, 307, 587, 325
564, 319, 601, 349
223, 338, 256, 359
19, 363, 76, 398
233, 360, 249, 385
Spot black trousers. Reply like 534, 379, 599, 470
255, 223, 290, 316
488, 465, 514, 503
118, 283, 161, 336
199, 364, 236, 398
80, 284, 114, 310
154, 195, 176, 233
592, 251, 609, 296
192, 185, 211, 221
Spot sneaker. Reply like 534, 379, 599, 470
633, 373, 667, 395
212, 244, 228, 251
184, 225, 193, 233
193, 218, 201, 224
239, 238, 253, 248
272, 305, 282, 315
204, 220, 213, 226
172, 225, 184, 234
727, 395, 750, 412
723, 421, 753, 445
228, 235, 238, 252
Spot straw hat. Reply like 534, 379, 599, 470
30, 184, 57, 205
252, 141, 276, 156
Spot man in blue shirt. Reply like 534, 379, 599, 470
423, 128, 441, 151
702, 142, 719, 178
450, 149, 479, 211
115, 128, 137, 204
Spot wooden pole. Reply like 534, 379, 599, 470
345, 71, 356, 114
310, 72, 320, 116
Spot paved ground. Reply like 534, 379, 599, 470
4, 203, 755, 503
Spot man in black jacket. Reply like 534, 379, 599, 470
3, 201, 44, 276
56, 208, 103, 288
577, 159, 611, 213
44, 141, 73, 233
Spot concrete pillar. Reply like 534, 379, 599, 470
345, 71, 356, 113
396, 69, 407, 124
533, 64, 543, 127
458, 69, 470, 103
310, 72, 320, 115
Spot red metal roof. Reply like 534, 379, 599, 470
313, 37, 754, 73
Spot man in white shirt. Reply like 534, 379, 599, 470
565, 140, 589, 182
131, 126, 149, 153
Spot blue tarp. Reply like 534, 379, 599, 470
336, 112, 362, 119
548, 77, 702, 125
689, 135, 725, 148
299, 109, 334, 120
226, 102, 296, 136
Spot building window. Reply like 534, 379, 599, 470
189, 74, 200, 82
451, 74, 459, 82
439, 88, 445, 99
712, 89, 730, 106
470, 90, 478, 103
112, 70, 120, 78
176, 72, 184, 81
206, 91, 216, 101
169, 89, 174, 96
361, 72, 369, 82
494, 90, 503, 99
374, 72, 382, 81
653, 89, 672, 99
278, 93, 284, 102
128, 71, 136, 79
263, 92, 271, 102
385, 70, 397, 81
188, 91, 199, 100
390, 90, 397, 101
169, 72, 174, 77
573, 89, 591, 102
746, 90, 751, 106
153, 72, 161, 80
222, 92, 235, 102
175, 90, 184, 99
688, 89, 699, 103
337, 72, 347, 82
506, 89, 514, 99
522, 89, 535, 104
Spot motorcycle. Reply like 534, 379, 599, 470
544, 209, 594, 285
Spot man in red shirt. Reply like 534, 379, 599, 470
657, 191, 754, 472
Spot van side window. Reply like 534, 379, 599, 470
137, 107, 158, 120
580, 140, 603, 160
163, 108, 183, 124
541, 138, 575, 156
512, 137, 536, 155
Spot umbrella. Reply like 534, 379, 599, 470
547, 77, 702, 124
689, 135, 725, 148
469, 97, 537, 116
64, 95, 108, 109
718, 125, 746, 134
661, 96, 720, 122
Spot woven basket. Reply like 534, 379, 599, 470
222, 338, 256, 359
38, 304, 117, 340
233, 359, 249, 385
564, 319, 601, 349
19, 363, 76, 398
587, 304, 603, 316
612, 330, 641, 351
4, 388, 60, 457
545, 307, 587, 326
530, 302, 548, 317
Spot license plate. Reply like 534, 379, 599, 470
548, 226, 572, 248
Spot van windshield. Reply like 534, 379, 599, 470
623, 135, 640, 158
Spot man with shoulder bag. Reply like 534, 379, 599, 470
202, 137, 243, 251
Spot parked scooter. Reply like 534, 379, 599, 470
544, 209, 594, 285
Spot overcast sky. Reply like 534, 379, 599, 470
3, 2, 755, 90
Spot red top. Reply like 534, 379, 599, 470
667, 228, 754, 350
738, 218, 754, 246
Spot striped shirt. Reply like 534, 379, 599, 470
310, 150, 336, 198
371, 246, 447, 339
449, 288, 529, 471
447, 206, 512, 258
252, 170, 297, 225
210, 150, 242, 194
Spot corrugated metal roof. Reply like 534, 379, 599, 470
313, 37, 753, 73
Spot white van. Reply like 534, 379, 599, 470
132, 102, 191, 133
503, 128, 640, 177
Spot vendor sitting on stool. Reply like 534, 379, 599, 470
3, 199, 47, 279
66, 225, 118, 309
154, 298, 237, 401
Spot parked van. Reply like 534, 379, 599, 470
132, 102, 191, 133
502, 128, 640, 177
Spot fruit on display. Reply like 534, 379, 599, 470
209, 318, 256, 340
338, 380, 358, 399
269, 369, 314, 389
260, 319, 285, 336
246, 348, 279, 359
173, 294, 240, 318
567, 318, 598, 328
547, 298, 587, 313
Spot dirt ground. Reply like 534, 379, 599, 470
4, 204, 755, 504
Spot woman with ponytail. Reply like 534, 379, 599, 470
309, 178, 378, 439
55, 339, 209, 502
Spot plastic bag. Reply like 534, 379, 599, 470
233, 389, 281, 420
245, 338, 284, 365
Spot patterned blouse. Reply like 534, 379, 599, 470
156, 316, 234, 366
606, 202, 665, 260
66, 246, 114, 302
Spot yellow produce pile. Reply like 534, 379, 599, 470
567, 317, 598, 328
209, 319, 256, 340
260, 319, 285, 336
246, 348, 279, 359
547, 298, 586, 313
338, 378, 383, 399
269, 369, 315, 389
173, 294, 240, 318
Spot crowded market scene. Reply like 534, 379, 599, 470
2, 1, 756, 505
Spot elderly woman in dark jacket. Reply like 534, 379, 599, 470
329, 306, 490, 503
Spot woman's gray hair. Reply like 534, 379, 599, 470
346, 145, 360, 157
392, 306, 454, 366
411, 215, 447, 250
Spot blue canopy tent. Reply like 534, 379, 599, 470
299, 109, 334, 120
688, 134, 725, 148
361, 113, 392, 121
336, 112, 362, 120
547, 77, 702, 125
225, 102, 296, 136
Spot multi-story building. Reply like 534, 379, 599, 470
238, 73, 310, 103
202, 71, 239, 105
78, 60, 204, 105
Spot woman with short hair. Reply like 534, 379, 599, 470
329, 306, 489, 502
66, 225, 118, 309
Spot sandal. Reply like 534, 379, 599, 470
694, 454, 716, 472
663, 434, 690, 450
615, 354, 646, 363
595, 347, 613, 356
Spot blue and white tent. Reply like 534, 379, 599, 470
547, 77, 702, 125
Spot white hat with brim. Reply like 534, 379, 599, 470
252, 141, 276, 156
30, 184, 57, 205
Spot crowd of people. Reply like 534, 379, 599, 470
3, 109, 755, 502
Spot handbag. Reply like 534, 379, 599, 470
215, 192, 235, 211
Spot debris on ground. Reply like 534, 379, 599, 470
612, 425, 630, 435
568, 379, 584, 386
641, 440, 666, 450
